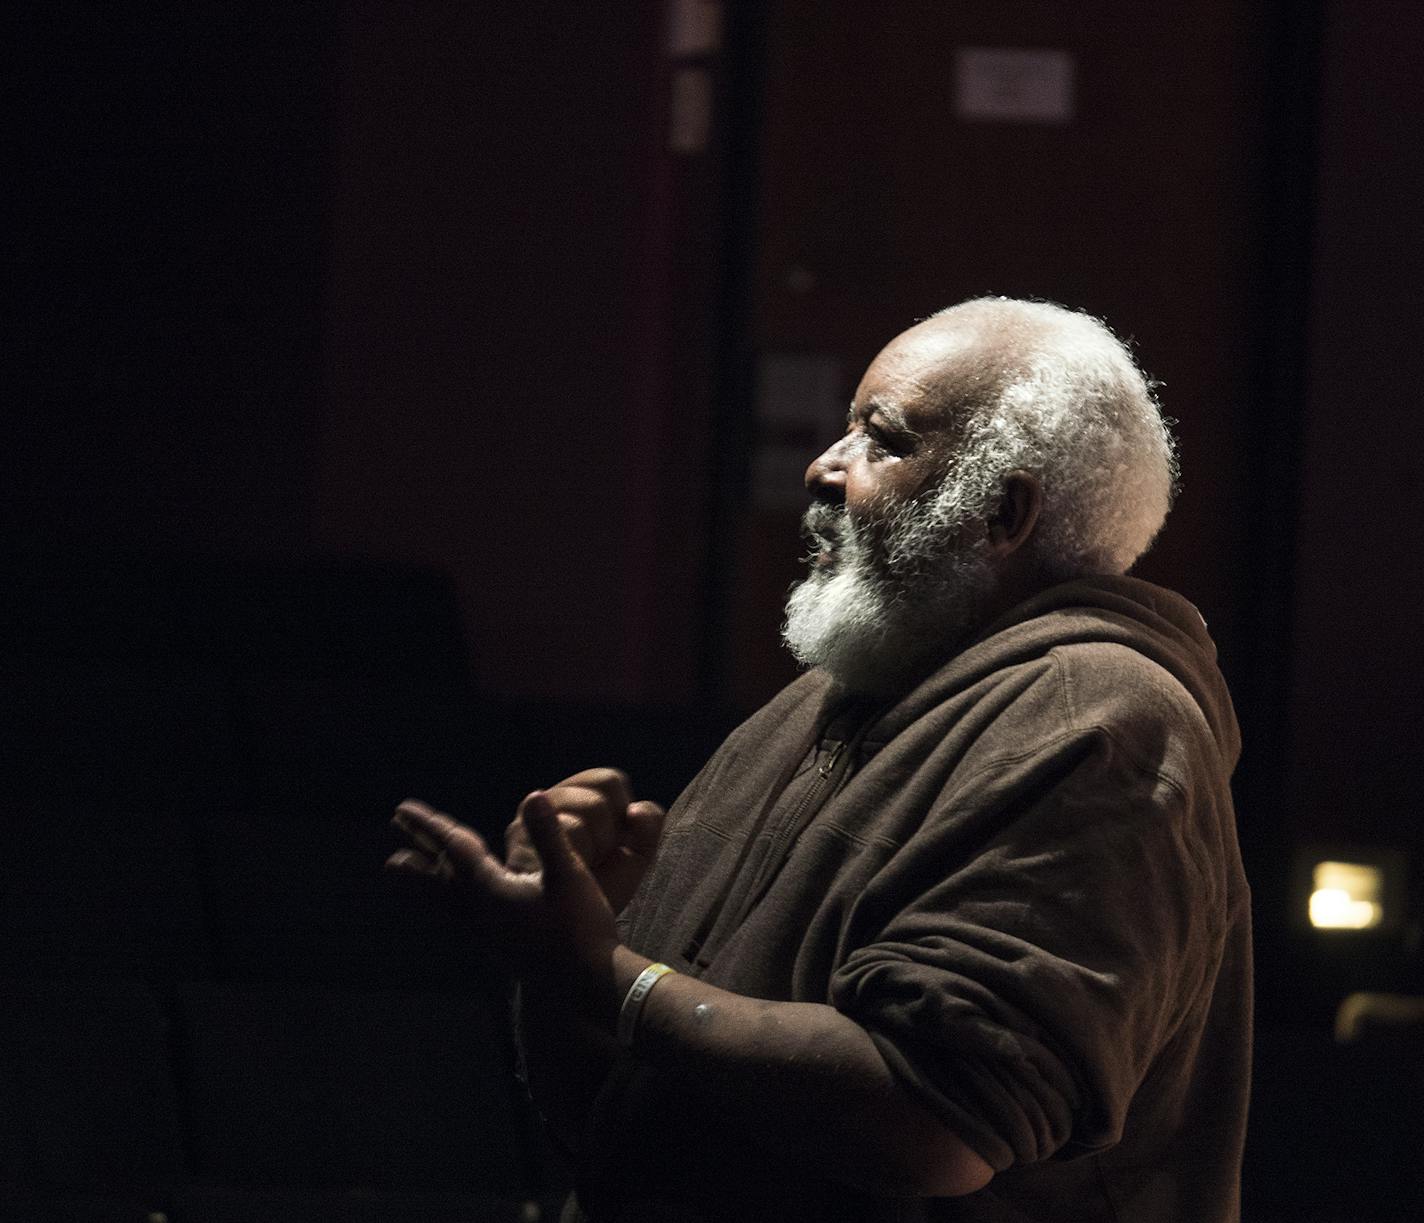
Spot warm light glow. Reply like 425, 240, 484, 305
1309, 861, 1384, 930
1309, 888, 1380, 929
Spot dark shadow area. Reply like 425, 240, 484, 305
0, 549, 727, 1219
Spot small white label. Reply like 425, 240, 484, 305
954, 47, 1075, 124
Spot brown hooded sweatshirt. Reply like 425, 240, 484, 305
566, 575, 1251, 1222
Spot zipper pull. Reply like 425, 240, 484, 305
817, 739, 846, 779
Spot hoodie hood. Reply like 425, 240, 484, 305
860, 573, 1241, 774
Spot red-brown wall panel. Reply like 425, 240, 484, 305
725, 0, 1271, 711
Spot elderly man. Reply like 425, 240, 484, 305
390, 298, 1251, 1222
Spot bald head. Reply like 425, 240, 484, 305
858, 306, 1030, 430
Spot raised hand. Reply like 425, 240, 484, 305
504, 768, 665, 914
386, 792, 620, 994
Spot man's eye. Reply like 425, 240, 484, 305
867, 428, 903, 456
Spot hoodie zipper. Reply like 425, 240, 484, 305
712, 729, 863, 949
683, 735, 850, 972
765, 738, 846, 860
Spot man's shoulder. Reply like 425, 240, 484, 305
959, 578, 1230, 754
885, 633, 1228, 802
1030, 639, 1231, 801
1047, 638, 1205, 730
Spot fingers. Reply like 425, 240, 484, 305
556, 813, 597, 866
503, 771, 660, 883
507, 771, 633, 866
392, 799, 500, 888
392, 799, 457, 854
622, 800, 666, 857
509, 811, 597, 866
519, 791, 581, 886
385, 847, 453, 880
394, 800, 451, 858
507, 805, 601, 872
539, 787, 621, 857
554, 767, 634, 813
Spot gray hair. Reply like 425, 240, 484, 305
931, 298, 1179, 577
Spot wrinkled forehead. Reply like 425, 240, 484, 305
852, 315, 1015, 436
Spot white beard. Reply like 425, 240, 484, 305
782, 482, 998, 696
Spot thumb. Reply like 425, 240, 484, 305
520, 791, 579, 883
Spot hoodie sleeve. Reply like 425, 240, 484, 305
828, 695, 1230, 1171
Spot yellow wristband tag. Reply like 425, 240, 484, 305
616, 962, 676, 1048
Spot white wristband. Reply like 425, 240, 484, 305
616, 962, 676, 1048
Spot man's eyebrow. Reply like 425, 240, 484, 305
854, 399, 918, 438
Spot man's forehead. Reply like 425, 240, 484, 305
853, 316, 1001, 431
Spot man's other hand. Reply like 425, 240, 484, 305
504, 768, 665, 914
387, 793, 619, 995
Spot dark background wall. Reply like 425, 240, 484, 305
1285, 1, 1424, 881
11, 3, 333, 555
6, 1, 1424, 1219
313, 0, 718, 706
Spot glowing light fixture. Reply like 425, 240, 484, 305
1309, 861, 1384, 930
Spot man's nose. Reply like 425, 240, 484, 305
805, 437, 848, 500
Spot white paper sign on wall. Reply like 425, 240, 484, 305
954, 48, 1076, 125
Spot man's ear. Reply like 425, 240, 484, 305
986, 470, 1043, 558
